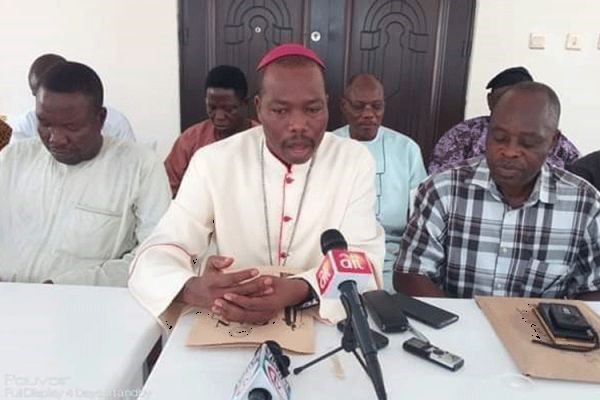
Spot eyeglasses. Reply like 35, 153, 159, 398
343, 98, 385, 114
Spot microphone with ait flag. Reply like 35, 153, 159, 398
294, 229, 387, 400
315, 229, 375, 298
231, 341, 291, 400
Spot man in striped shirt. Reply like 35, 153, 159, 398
394, 82, 600, 301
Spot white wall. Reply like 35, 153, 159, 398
466, 0, 600, 156
0, 0, 180, 158
2, 1, 600, 157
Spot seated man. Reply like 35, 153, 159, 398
0, 119, 11, 151
429, 67, 579, 174
567, 151, 600, 191
164, 65, 259, 196
129, 44, 384, 328
334, 74, 426, 291
9, 53, 136, 142
0, 62, 170, 286
394, 82, 600, 301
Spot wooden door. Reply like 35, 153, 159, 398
345, 0, 475, 161
179, 0, 475, 162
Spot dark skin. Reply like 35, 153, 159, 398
213, 273, 311, 323
36, 88, 105, 165
486, 90, 557, 208
487, 85, 560, 159
177, 256, 272, 311
395, 89, 600, 300
394, 273, 444, 297
340, 74, 385, 141
205, 88, 251, 140
255, 62, 328, 165
486, 86, 511, 112
28, 54, 65, 96
178, 62, 329, 323
178, 257, 312, 324
577, 292, 600, 301
30, 72, 45, 96
394, 274, 600, 300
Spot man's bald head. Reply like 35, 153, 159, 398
344, 74, 384, 98
28, 54, 67, 96
486, 81, 561, 207
341, 74, 385, 141
494, 81, 560, 132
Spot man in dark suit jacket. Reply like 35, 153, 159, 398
568, 151, 600, 191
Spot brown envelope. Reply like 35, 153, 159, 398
475, 296, 600, 383
185, 266, 316, 354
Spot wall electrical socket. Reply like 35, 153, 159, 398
566, 33, 582, 50
529, 33, 546, 49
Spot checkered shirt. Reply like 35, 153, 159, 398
395, 157, 600, 298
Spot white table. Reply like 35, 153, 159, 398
0, 282, 161, 400
143, 299, 600, 399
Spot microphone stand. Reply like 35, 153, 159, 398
293, 295, 387, 400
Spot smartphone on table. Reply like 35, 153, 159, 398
392, 291, 459, 329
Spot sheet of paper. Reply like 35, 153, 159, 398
186, 266, 315, 354
186, 307, 315, 353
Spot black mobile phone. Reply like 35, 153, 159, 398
391, 292, 459, 329
537, 303, 595, 342
363, 290, 409, 333
336, 319, 389, 350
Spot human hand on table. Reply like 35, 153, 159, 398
178, 255, 273, 309
212, 277, 310, 324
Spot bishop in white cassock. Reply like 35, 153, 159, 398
129, 44, 384, 328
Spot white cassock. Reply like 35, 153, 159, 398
0, 137, 171, 286
8, 106, 136, 142
129, 126, 385, 327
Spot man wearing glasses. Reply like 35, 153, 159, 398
334, 74, 426, 291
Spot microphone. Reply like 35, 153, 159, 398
231, 341, 291, 400
316, 229, 375, 298
317, 229, 387, 400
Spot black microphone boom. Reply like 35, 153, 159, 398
321, 229, 387, 400
338, 281, 376, 357
339, 280, 387, 400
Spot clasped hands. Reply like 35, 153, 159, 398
179, 255, 310, 324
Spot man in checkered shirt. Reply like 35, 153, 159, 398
394, 82, 600, 301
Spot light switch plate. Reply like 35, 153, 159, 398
566, 33, 582, 50
529, 33, 546, 49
